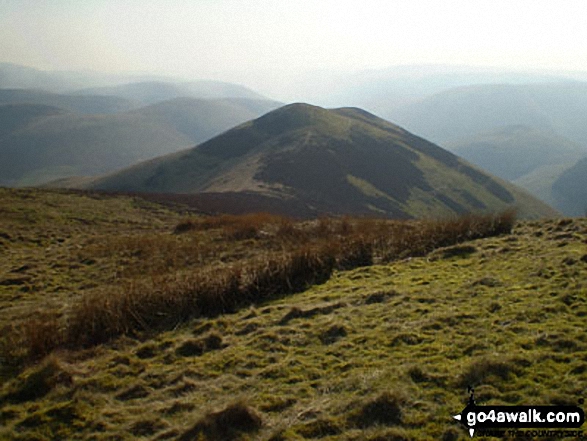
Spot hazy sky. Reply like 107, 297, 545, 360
2, 0, 587, 97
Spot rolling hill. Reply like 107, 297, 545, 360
128, 98, 281, 143
85, 103, 557, 219
444, 126, 586, 216
446, 125, 586, 182
0, 98, 281, 186
390, 82, 587, 146
73, 80, 267, 104
0, 62, 93, 92
0, 103, 66, 138
0, 88, 140, 114
309, 64, 577, 116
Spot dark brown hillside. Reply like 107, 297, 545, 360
86, 103, 557, 219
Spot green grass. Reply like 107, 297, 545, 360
0, 188, 584, 440
86, 103, 557, 220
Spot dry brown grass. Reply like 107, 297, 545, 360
16, 210, 516, 358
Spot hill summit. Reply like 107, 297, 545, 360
88, 103, 556, 218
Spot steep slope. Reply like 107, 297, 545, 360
513, 163, 575, 214
392, 82, 587, 145
446, 125, 586, 181
0, 99, 279, 186
552, 157, 587, 216
88, 103, 557, 219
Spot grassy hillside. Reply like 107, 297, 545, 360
87, 103, 557, 219
392, 82, 587, 146
0, 188, 584, 440
513, 163, 576, 213
0, 98, 280, 187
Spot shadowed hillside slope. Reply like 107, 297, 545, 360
552, 157, 587, 216
87, 103, 557, 219
445, 126, 586, 215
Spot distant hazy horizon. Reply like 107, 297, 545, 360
2, 0, 587, 101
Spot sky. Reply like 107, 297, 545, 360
1, 0, 587, 98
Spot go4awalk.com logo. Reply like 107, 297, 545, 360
453, 387, 585, 438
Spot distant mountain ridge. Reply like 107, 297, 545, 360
447, 125, 586, 181
0, 97, 281, 186
72, 81, 267, 104
84, 103, 556, 219
390, 82, 587, 146
552, 157, 587, 216
440, 124, 586, 217
0, 62, 267, 100
0, 89, 140, 114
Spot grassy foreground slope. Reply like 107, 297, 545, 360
0, 189, 585, 440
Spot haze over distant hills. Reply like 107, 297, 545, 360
0, 89, 140, 114
73, 81, 267, 105
0, 62, 170, 93
83, 103, 556, 219
552, 157, 587, 216
1, 63, 584, 217
389, 82, 587, 146
294, 65, 587, 114
371, 81, 587, 216
447, 125, 585, 182
0, 64, 280, 186
443, 126, 586, 216
0, 97, 280, 186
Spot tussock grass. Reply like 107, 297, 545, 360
3, 196, 584, 440
348, 391, 406, 428
178, 401, 263, 441
4, 356, 72, 403
458, 356, 525, 388
15, 210, 516, 357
